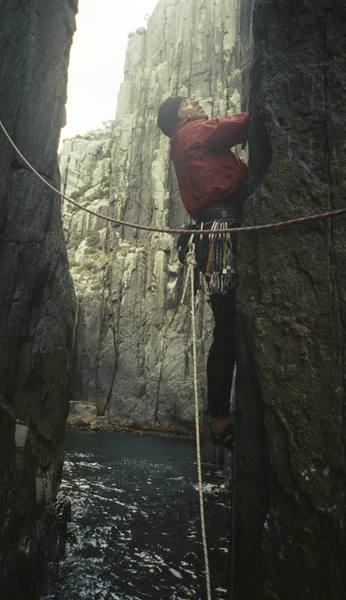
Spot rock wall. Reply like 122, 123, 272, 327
0, 2, 77, 599
235, 1, 346, 598
60, 0, 252, 429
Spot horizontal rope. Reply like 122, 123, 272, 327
1, 118, 345, 236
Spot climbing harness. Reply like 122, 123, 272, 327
181, 219, 237, 299
1, 118, 346, 236
201, 220, 237, 296
184, 240, 212, 600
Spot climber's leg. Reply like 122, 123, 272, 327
207, 291, 236, 426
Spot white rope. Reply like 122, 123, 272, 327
186, 241, 212, 600
180, 234, 195, 305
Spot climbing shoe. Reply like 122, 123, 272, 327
211, 423, 234, 450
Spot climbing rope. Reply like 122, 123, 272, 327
1, 118, 346, 236
185, 240, 212, 600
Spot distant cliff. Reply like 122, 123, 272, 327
0, 1, 76, 599
60, 0, 252, 429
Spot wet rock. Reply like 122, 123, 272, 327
67, 413, 193, 438
0, 1, 77, 599
69, 401, 97, 419
14, 422, 29, 449
234, 1, 346, 598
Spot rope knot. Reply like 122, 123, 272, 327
186, 236, 197, 267
180, 236, 197, 305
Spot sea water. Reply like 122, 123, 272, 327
42, 430, 230, 600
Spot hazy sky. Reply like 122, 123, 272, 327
61, 0, 159, 142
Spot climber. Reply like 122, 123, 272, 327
157, 96, 249, 449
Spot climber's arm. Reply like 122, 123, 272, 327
201, 112, 250, 149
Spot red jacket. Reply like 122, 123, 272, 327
170, 113, 249, 219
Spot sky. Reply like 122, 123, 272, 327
60, 0, 159, 143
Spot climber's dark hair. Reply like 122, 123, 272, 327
157, 96, 186, 138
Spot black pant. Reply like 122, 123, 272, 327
207, 291, 236, 417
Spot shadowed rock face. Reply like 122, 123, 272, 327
235, 1, 346, 598
0, 1, 77, 598
60, 0, 252, 429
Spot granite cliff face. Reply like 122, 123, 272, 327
0, 2, 76, 599
235, 1, 346, 598
60, 0, 252, 430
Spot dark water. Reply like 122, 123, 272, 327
43, 430, 231, 600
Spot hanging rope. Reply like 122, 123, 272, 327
1, 118, 346, 236
185, 240, 212, 600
